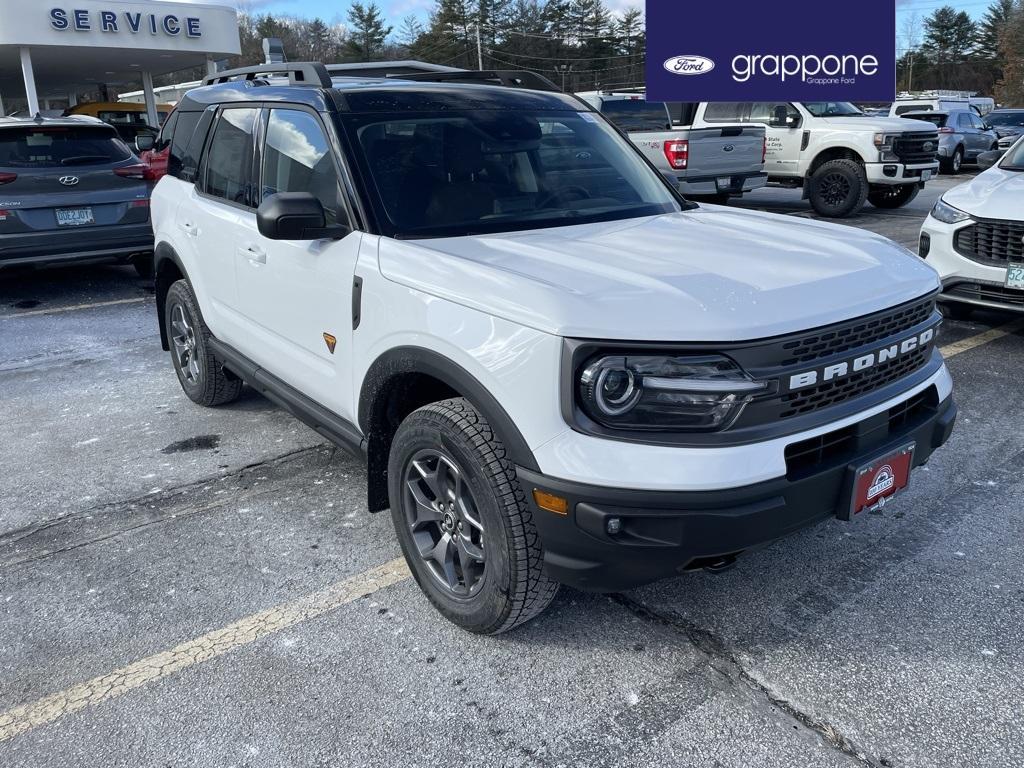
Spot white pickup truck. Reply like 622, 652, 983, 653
703, 102, 940, 217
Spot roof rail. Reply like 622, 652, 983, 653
326, 61, 463, 77
384, 70, 562, 94
202, 62, 332, 88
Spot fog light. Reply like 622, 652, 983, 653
883, 165, 897, 177
606, 517, 623, 535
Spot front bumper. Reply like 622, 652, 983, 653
520, 392, 956, 592
678, 172, 768, 197
0, 223, 154, 268
864, 161, 939, 184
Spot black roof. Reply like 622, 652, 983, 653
177, 75, 585, 115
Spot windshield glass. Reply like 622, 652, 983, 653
801, 102, 864, 117
0, 126, 132, 168
1000, 139, 1024, 170
344, 109, 680, 238
988, 112, 1024, 127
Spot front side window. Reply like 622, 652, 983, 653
344, 109, 680, 238
203, 108, 258, 206
262, 109, 343, 225
747, 102, 799, 124
0, 126, 131, 168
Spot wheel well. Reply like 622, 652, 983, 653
363, 372, 459, 512
808, 147, 864, 176
154, 246, 184, 351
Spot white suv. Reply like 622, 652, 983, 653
151, 64, 956, 634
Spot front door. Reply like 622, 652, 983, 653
233, 106, 360, 420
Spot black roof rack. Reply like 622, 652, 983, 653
326, 61, 463, 77
202, 62, 332, 88
385, 70, 562, 94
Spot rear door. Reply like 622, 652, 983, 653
0, 124, 150, 261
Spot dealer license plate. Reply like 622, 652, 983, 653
55, 208, 94, 227
921, 170, 932, 182
1006, 264, 1024, 290
841, 443, 915, 521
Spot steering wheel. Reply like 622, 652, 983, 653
538, 185, 592, 208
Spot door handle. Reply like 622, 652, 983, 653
243, 245, 266, 265
180, 221, 198, 237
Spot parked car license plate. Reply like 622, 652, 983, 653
716, 176, 732, 190
1006, 264, 1024, 290
841, 443, 915, 520
55, 208, 94, 227
920, 170, 932, 182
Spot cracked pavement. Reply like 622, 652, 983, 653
1, 173, 1022, 767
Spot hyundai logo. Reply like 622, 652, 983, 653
723, 144, 735, 152
58, 176, 79, 186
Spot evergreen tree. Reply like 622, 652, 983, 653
346, 3, 393, 61
920, 6, 979, 88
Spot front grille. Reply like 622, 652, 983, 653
779, 346, 931, 418
946, 281, 1024, 308
784, 386, 937, 477
893, 132, 940, 165
779, 297, 934, 366
954, 219, 1024, 265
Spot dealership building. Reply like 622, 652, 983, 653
0, 0, 240, 122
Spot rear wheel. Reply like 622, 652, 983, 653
164, 280, 242, 407
941, 147, 964, 174
388, 398, 558, 634
807, 159, 868, 218
868, 184, 919, 209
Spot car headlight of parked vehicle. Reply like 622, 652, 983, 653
930, 198, 972, 225
578, 354, 766, 431
873, 132, 900, 162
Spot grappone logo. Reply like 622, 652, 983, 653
662, 56, 715, 76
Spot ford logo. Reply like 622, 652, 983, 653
59, 176, 79, 186
662, 55, 715, 76
922, 141, 934, 152
723, 144, 735, 152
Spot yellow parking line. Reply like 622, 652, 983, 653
0, 558, 410, 743
939, 317, 1024, 359
0, 297, 149, 319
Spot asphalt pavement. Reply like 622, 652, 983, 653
2, 170, 1022, 768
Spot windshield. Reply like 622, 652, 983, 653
801, 102, 865, 117
344, 109, 680, 238
988, 112, 1024, 127
0, 126, 133, 168
1000, 139, 1024, 171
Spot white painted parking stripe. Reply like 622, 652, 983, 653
0, 557, 410, 743
0, 297, 149, 319
939, 317, 1024, 359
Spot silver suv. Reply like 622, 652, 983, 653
902, 110, 999, 174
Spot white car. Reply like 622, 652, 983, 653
920, 135, 1024, 318
151, 63, 956, 634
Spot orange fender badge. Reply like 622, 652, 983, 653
323, 333, 337, 354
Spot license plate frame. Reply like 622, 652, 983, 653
55, 207, 95, 227
716, 176, 733, 191
840, 442, 916, 521
1005, 263, 1024, 291
920, 169, 933, 182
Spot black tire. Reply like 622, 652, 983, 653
941, 147, 964, 175
807, 159, 868, 218
867, 184, 920, 209
388, 398, 559, 634
132, 253, 154, 279
164, 279, 243, 407
941, 302, 975, 321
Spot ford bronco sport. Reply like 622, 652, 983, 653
151, 64, 956, 634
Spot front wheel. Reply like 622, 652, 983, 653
807, 159, 868, 218
388, 398, 559, 634
868, 184, 920, 209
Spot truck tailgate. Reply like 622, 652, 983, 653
687, 126, 765, 177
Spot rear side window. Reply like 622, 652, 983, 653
154, 111, 178, 153
202, 108, 258, 206
702, 103, 747, 122
169, 110, 211, 182
0, 126, 132, 168
262, 109, 344, 225
599, 100, 670, 132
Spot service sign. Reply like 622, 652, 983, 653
645, 0, 896, 102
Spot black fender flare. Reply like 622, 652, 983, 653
358, 346, 540, 511
154, 242, 188, 351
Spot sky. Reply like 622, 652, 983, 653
166, 0, 992, 40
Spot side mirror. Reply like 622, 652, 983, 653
135, 134, 155, 152
976, 150, 1003, 170
257, 192, 349, 240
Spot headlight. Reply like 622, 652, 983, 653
873, 132, 897, 150
578, 354, 766, 431
930, 198, 972, 225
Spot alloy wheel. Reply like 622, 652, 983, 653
170, 303, 201, 384
402, 449, 486, 597
821, 172, 852, 208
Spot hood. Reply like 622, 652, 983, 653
377, 209, 939, 342
941, 167, 1024, 220
820, 116, 937, 133
995, 126, 1024, 138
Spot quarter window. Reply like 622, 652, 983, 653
262, 109, 343, 224
202, 108, 258, 206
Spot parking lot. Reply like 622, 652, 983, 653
1, 171, 1022, 768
